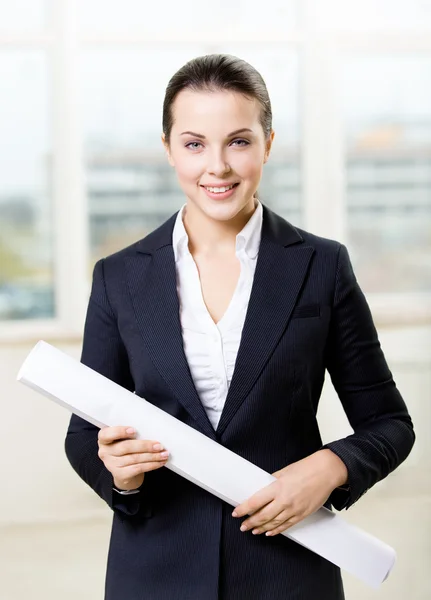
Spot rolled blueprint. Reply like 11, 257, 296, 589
17, 341, 396, 588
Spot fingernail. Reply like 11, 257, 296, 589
153, 443, 163, 451
161, 451, 169, 458
240, 525, 247, 532
232, 511, 238, 517
126, 428, 135, 434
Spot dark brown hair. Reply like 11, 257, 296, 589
162, 54, 272, 146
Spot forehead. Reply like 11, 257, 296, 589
171, 89, 261, 132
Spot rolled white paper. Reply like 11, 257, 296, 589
17, 341, 396, 588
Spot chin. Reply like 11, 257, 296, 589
187, 191, 255, 222
203, 202, 247, 222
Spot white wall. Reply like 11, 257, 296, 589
0, 342, 107, 525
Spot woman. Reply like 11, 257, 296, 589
65, 54, 415, 600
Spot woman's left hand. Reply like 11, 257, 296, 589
232, 449, 348, 537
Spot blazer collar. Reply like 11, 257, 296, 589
136, 203, 304, 256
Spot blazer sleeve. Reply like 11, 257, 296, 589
64, 258, 148, 517
323, 244, 415, 510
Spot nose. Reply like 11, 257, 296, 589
206, 148, 231, 178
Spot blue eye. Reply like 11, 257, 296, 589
185, 141, 203, 150
185, 139, 249, 150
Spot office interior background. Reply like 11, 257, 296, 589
0, 1, 430, 598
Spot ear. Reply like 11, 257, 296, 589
263, 129, 275, 164
161, 133, 175, 167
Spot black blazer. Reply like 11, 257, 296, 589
65, 205, 415, 600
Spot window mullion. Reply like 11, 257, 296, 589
51, 0, 88, 334
301, 32, 346, 242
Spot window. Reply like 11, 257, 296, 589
342, 54, 431, 293
78, 0, 298, 35
311, 0, 431, 31
0, 0, 47, 33
0, 51, 54, 320
1, 0, 430, 330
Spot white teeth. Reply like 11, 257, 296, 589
205, 184, 235, 193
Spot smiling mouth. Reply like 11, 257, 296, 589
202, 183, 240, 193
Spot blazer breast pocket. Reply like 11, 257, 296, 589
291, 304, 320, 319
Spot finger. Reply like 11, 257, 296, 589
117, 451, 169, 467
247, 509, 293, 534
98, 426, 137, 444
264, 516, 300, 536
118, 461, 168, 479
232, 484, 276, 518
239, 501, 281, 531
103, 439, 165, 456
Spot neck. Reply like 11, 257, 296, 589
183, 198, 257, 257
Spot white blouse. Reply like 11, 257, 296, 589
172, 201, 263, 430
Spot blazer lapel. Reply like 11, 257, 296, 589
124, 205, 314, 442
216, 207, 315, 437
124, 216, 217, 441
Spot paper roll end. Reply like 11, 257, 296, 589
16, 340, 50, 382
382, 548, 397, 583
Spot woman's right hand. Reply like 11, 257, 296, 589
98, 426, 169, 491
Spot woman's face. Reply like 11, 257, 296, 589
162, 89, 274, 222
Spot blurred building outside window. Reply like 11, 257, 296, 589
0, 50, 54, 321
342, 54, 431, 294
0, 0, 430, 329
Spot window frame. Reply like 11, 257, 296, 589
1, 0, 430, 343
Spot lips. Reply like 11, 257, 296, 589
201, 182, 240, 201
201, 183, 239, 193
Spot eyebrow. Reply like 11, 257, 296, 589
180, 128, 253, 139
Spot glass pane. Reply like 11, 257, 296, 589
0, 0, 47, 33
221, 45, 301, 225
79, 0, 297, 34
81, 46, 205, 266
312, 0, 431, 30
0, 51, 54, 320
342, 54, 431, 293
